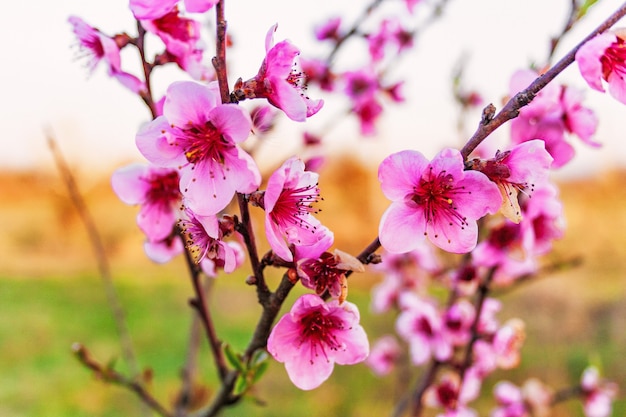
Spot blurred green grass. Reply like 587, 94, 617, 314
1, 165, 625, 416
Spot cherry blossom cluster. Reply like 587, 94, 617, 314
68, 0, 623, 415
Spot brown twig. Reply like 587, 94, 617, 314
458, 267, 497, 383
327, 0, 385, 63
190, 273, 296, 417
547, 0, 580, 64
179, 229, 229, 382
460, 2, 626, 160
236, 193, 269, 298
174, 276, 214, 416
134, 20, 158, 119
213, 0, 230, 103
47, 132, 140, 381
73, 343, 173, 417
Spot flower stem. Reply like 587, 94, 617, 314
134, 20, 158, 119
213, 0, 230, 103
179, 228, 229, 382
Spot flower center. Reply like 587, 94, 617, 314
436, 380, 458, 408
488, 223, 520, 249
179, 215, 220, 264
411, 167, 468, 228
153, 9, 197, 43
299, 309, 344, 363
300, 252, 342, 294
174, 121, 233, 167
144, 170, 180, 209
270, 183, 321, 232
416, 316, 434, 336
602, 38, 626, 81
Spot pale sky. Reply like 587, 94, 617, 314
3, 0, 626, 179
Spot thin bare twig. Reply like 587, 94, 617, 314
213, 0, 230, 103
73, 343, 173, 417
175, 277, 214, 416
46, 132, 140, 379
179, 228, 229, 382
134, 21, 158, 119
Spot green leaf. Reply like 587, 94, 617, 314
577, 0, 599, 20
233, 374, 249, 396
251, 360, 269, 384
223, 344, 245, 372
251, 349, 268, 366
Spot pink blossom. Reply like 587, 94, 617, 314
267, 294, 369, 390
477, 297, 501, 336
263, 157, 332, 262
354, 97, 384, 135
370, 244, 441, 313
314, 16, 342, 41
522, 379, 553, 417
405, 0, 422, 14
509, 70, 598, 168
365, 335, 401, 376
136, 81, 261, 216
178, 209, 240, 273
343, 68, 379, 104
423, 372, 479, 417
366, 18, 413, 62
250, 105, 278, 136
562, 86, 600, 147
470, 219, 539, 287
144, 234, 184, 264
491, 381, 527, 417
300, 58, 335, 91
443, 300, 475, 346
68, 16, 145, 94
142, 8, 200, 57
493, 319, 525, 370
384, 81, 406, 103
576, 30, 626, 105
297, 249, 364, 301
378, 148, 501, 254
141, 8, 212, 80
342, 68, 385, 134
451, 263, 480, 296
519, 183, 565, 256
396, 294, 452, 365
468, 140, 552, 223
236, 25, 324, 122
130, 0, 218, 20
580, 366, 618, 417
492, 379, 555, 417
111, 163, 181, 241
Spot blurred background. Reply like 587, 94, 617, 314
1, 0, 625, 416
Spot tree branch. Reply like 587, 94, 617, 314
460, 2, 626, 160
213, 0, 230, 103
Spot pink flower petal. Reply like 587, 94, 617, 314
164, 81, 221, 127
137, 199, 177, 241
130, 0, 177, 19
378, 150, 429, 201
136, 117, 187, 167
379, 202, 427, 253
111, 164, 150, 204
208, 104, 253, 144
184, 0, 218, 13
607, 70, 626, 105
576, 33, 616, 92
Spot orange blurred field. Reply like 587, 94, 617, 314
0, 159, 624, 416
